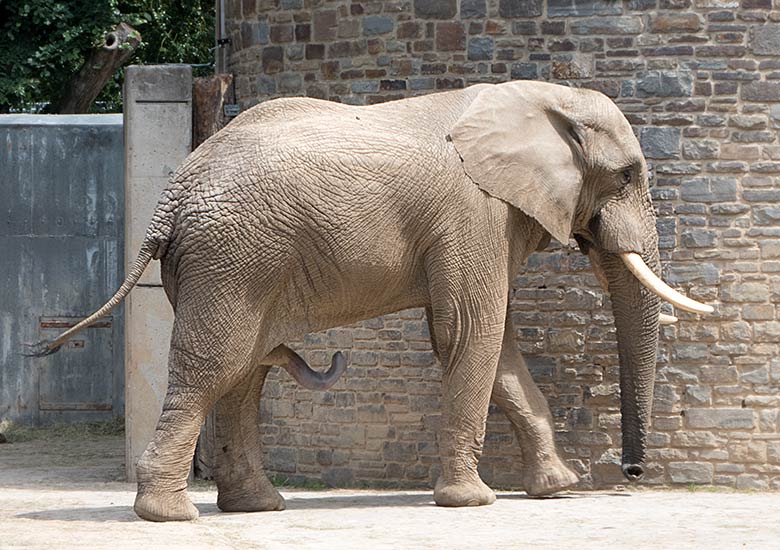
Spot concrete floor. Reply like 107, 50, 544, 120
1, 435, 779, 549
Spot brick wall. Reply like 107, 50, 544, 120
225, 0, 780, 490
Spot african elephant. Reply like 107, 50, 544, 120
33, 80, 712, 522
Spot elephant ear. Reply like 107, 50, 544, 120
450, 82, 585, 244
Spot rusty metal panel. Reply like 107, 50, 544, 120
0, 115, 124, 425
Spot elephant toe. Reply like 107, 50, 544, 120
217, 487, 286, 513
433, 476, 496, 507
523, 457, 579, 497
134, 490, 199, 522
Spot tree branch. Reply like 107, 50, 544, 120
53, 22, 141, 114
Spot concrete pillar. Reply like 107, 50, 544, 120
123, 65, 192, 482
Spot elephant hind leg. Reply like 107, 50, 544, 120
491, 312, 579, 496
212, 364, 285, 513
133, 307, 262, 522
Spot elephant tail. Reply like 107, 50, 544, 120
24, 238, 160, 357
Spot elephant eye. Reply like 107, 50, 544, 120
620, 169, 632, 186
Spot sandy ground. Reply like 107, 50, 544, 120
1, 435, 779, 549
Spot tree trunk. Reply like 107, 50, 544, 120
54, 22, 141, 114
192, 73, 235, 149
191, 73, 236, 480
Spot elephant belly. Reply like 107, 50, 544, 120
263, 223, 429, 340
277, 253, 427, 337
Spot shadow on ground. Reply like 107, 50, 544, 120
15, 490, 633, 523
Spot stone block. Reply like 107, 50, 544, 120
686, 408, 755, 429
363, 16, 394, 36
468, 37, 494, 61
672, 431, 719, 448
751, 24, 780, 55
268, 447, 297, 473
681, 229, 717, 248
256, 75, 277, 94
680, 177, 738, 202
721, 282, 769, 303
760, 240, 780, 258
768, 441, 780, 464
546, 328, 584, 353
651, 13, 701, 32
322, 467, 355, 487
640, 127, 681, 159
262, 46, 284, 74
510, 62, 538, 79
742, 304, 774, 320
754, 321, 780, 342
666, 263, 720, 285
683, 385, 711, 406
351, 80, 380, 94
742, 82, 780, 102
570, 17, 643, 35
270, 24, 293, 43
313, 9, 338, 41
436, 22, 466, 51
383, 441, 417, 462
636, 70, 694, 98
499, 0, 543, 17
414, 0, 456, 18
548, 0, 622, 17
753, 206, 780, 225
278, 73, 303, 93
512, 21, 537, 35
668, 461, 714, 483
682, 139, 720, 160
551, 54, 593, 79
736, 474, 769, 490
653, 384, 681, 413
461, 0, 487, 18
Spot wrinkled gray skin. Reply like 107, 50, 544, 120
35, 81, 660, 521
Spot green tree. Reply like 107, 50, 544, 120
0, 0, 214, 113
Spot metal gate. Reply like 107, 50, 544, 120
0, 114, 124, 424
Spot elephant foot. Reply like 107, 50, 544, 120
134, 489, 199, 522
434, 475, 496, 507
523, 455, 579, 497
217, 485, 286, 513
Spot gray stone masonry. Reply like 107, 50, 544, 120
226, 1, 780, 490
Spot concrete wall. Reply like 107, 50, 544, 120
123, 65, 192, 481
224, 1, 780, 490
0, 114, 124, 425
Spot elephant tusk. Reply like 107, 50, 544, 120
587, 250, 679, 324
620, 252, 714, 315
659, 312, 678, 325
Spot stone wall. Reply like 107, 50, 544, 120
225, 0, 780, 490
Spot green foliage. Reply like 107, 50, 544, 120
270, 474, 329, 490
0, 0, 214, 113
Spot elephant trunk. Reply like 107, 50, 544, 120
598, 247, 661, 481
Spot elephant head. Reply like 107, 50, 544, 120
450, 81, 712, 481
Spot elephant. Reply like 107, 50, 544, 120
31, 80, 713, 522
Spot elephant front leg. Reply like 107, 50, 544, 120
491, 312, 579, 496
212, 365, 285, 513
427, 273, 507, 507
